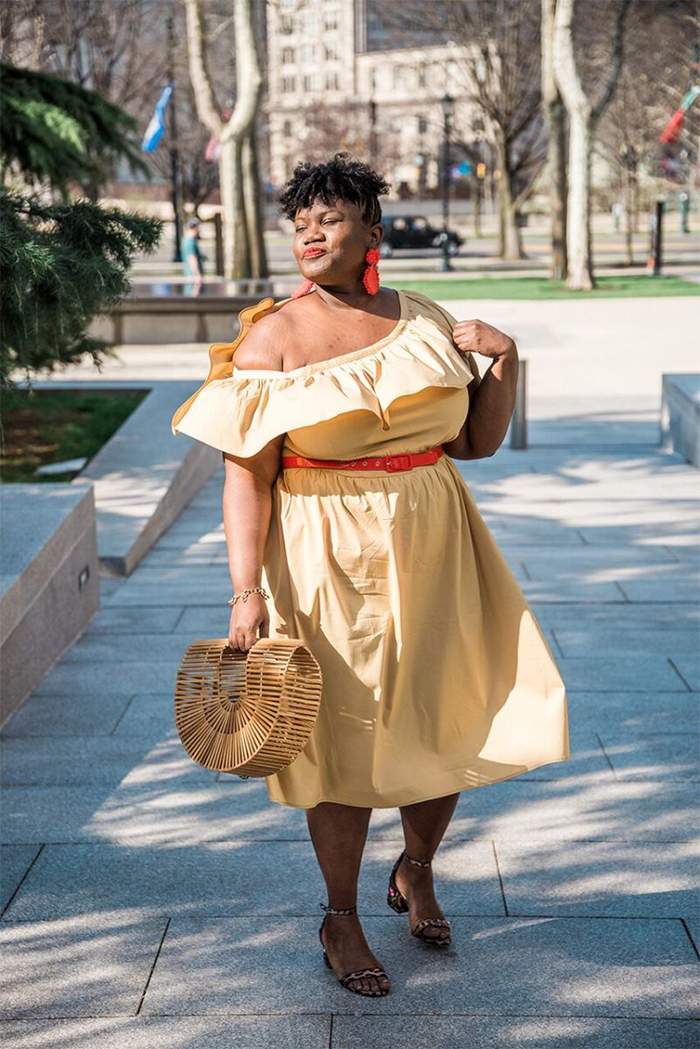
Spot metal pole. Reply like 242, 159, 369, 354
647, 199, 665, 277
213, 213, 224, 276
510, 358, 527, 450
167, 6, 182, 263
369, 99, 377, 160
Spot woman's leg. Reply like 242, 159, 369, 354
307, 801, 390, 993
396, 792, 460, 942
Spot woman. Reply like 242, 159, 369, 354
172, 154, 570, 999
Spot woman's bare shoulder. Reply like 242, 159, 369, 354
233, 308, 294, 371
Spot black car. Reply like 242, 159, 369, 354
379, 215, 463, 258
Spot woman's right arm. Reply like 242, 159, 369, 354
223, 439, 283, 652
222, 311, 287, 653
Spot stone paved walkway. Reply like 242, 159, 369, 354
1, 300, 698, 1047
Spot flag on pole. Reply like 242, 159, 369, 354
659, 84, 699, 144
141, 85, 173, 153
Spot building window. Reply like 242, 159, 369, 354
418, 115, 427, 135
283, 119, 292, 136
281, 75, 296, 93
418, 64, 426, 89
324, 45, 339, 61
279, 15, 293, 34
326, 72, 340, 91
281, 47, 295, 64
324, 13, 338, 31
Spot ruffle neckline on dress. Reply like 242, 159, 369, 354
171, 310, 476, 458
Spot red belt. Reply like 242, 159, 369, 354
282, 445, 444, 472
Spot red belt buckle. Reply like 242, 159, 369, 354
385, 454, 412, 472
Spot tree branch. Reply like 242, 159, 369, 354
591, 0, 634, 124
183, 0, 222, 137
219, 0, 263, 145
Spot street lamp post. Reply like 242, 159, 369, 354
440, 93, 454, 273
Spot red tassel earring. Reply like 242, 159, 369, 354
362, 247, 380, 295
291, 278, 315, 299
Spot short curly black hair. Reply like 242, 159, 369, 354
278, 152, 391, 227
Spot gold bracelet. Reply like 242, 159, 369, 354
227, 586, 270, 607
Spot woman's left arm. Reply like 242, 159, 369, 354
442, 318, 519, 461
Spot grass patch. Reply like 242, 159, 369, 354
394, 275, 700, 299
1, 387, 148, 483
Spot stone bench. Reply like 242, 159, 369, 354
89, 283, 273, 345
0, 483, 99, 726
661, 374, 700, 467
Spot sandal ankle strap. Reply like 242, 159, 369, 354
320, 902, 357, 915
404, 852, 433, 868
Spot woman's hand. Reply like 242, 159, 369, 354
228, 593, 270, 653
452, 318, 516, 362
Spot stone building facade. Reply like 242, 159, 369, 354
264, 0, 478, 196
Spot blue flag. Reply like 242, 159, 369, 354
141, 85, 173, 153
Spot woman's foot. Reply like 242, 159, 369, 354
320, 909, 391, 995
393, 853, 451, 945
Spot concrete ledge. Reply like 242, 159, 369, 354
0, 483, 99, 727
76, 381, 220, 575
90, 285, 273, 345
661, 373, 700, 467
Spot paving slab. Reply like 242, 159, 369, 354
0, 1016, 331, 1049
598, 732, 699, 782
0, 915, 167, 1017
0, 693, 132, 737
515, 732, 612, 781
0, 735, 214, 787
31, 662, 176, 696
617, 578, 700, 603
59, 633, 198, 664
140, 915, 699, 1018
1, 839, 502, 921
553, 626, 699, 656
104, 582, 232, 607
0, 846, 41, 913
564, 692, 698, 737
85, 606, 184, 634
2, 765, 696, 847
532, 602, 700, 629
496, 841, 699, 921
671, 656, 700, 691
109, 693, 179, 737
332, 1016, 700, 1049
556, 655, 687, 692
441, 780, 699, 844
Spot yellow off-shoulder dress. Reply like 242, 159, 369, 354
172, 288, 570, 809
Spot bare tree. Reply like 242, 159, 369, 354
184, 0, 266, 279
552, 0, 633, 289
596, 0, 699, 264
445, 0, 546, 260
541, 0, 567, 279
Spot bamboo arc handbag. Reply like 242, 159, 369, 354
174, 637, 323, 777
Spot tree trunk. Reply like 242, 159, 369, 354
541, 0, 568, 280
552, 0, 593, 289
495, 138, 524, 260
185, 0, 265, 280
219, 136, 250, 278
623, 163, 635, 265
473, 178, 482, 238
565, 106, 593, 289
242, 125, 268, 279
553, 0, 631, 291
